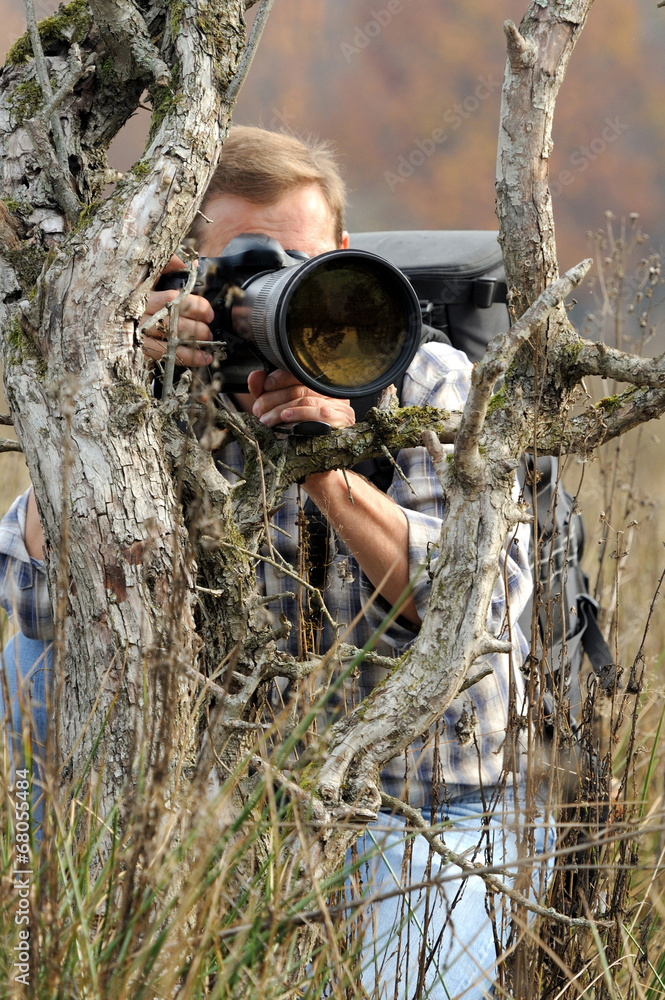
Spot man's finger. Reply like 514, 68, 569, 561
251, 384, 309, 417
247, 369, 269, 399
143, 336, 213, 367
146, 290, 214, 325
163, 254, 188, 273
262, 369, 303, 392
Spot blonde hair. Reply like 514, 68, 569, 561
193, 126, 346, 246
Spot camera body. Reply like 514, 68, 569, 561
157, 233, 422, 399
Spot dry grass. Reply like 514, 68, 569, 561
1, 218, 665, 998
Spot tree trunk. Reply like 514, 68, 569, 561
3, 0, 665, 989
1, 0, 247, 815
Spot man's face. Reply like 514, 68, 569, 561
197, 183, 348, 259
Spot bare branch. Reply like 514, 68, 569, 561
24, 0, 72, 182
0, 439, 23, 453
88, 0, 171, 86
226, 0, 275, 103
458, 664, 495, 694
271, 405, 460, 487
574, 338, 665, 388
536, 385, 665, 455
454, 259, 592, 487
161, 262, 199, 398
380, 795, 611, 930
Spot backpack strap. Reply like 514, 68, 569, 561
519, 455, 617, 730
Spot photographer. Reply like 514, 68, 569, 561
0, 126, 540, 998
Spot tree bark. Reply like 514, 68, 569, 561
2, 0, 665, 987
1, 0, 247, 814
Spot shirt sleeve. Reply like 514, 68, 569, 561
0, 490, 54, 640
358, 343, 532, 650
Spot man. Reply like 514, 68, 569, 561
0, 126, 543, 998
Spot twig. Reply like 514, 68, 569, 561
226, 0, 275, 104
380, 794, 610, 929
458, 663, 495, 694
336, 643, 400, 670
24, 117, 80, 223
455, 259, 592, 487
0, 439, 22, 453
380, 444, 417, 496
219, 539, 338, 633
0, 414, 13, 426
155, 262, 198, 398
341, 468, 354, 505
24, 0, 71, 180
260, 655, 322, 682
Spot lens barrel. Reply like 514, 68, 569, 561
231, 250, 422, 399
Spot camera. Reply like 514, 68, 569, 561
156, 234, 422, 399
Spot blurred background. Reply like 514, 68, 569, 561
2, 5, 665, 930
2, 0, 665, 662
3, 9, 665, 980
3, 0, 665, 268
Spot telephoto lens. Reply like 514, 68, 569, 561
232, 249, 422, 398
155, 236, 422, 398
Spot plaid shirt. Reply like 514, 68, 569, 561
0, 343, 532, 804
0, 491, 54, 641
220, 342, 532, 803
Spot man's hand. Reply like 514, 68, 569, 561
247, 369, 355, 429
141, 256, 215, 367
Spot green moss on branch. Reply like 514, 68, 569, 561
8, 79, 44, 125
5, 0, 91, 65
5, 241, 47, 289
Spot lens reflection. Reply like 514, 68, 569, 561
285, 259, 409, 390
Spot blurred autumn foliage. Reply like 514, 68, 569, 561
3, 0, 665, 270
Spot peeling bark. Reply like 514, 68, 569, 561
1, 0, 247, 813
1, 0, 664, 986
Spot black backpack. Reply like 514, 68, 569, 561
348, 230, 617, 728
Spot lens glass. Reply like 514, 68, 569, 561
284, 258, 411, 391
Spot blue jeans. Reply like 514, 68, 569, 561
0, 633, 53, 829
1, 635, 553, 998
339, 789, 554, 1000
